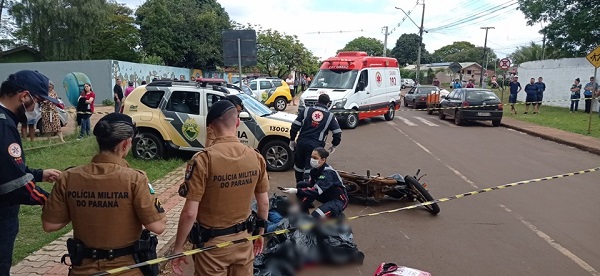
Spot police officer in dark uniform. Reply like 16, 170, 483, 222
41, 113, 167, 275
282, 147, 348, 219
0, 70, 61, 276
290, 93, 342, 183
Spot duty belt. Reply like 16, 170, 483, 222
200, 221, 248, 239
83, 245, 135, 260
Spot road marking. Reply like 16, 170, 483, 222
413, 116, 439, 126
396, 116, 418, 126
499, 204, 600, 276
390, 124, 479, 189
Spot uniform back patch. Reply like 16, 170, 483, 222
154, 198, 164, 213
178, 182, 189, 197
185, 161, 195, 180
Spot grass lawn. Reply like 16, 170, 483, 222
491, 88, 600, 138
13, 135, 185, 264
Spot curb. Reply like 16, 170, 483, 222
501, 122, 600, 156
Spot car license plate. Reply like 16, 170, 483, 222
477, 112, 491, 116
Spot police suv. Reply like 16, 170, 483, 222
122, 80, 296, 172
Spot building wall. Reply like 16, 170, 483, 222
517, 58, 598, 111
0, 60, 193, 107
0, 51, 41, 63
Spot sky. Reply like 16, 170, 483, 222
121, 0, 544, 62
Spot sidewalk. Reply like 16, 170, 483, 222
501, 117, 600, 155
10, 164, 187, 276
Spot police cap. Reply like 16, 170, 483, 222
206, 100, 235, 125
225, 95, 244, 110
93, 113, 136, 138
6, 70, 58, 104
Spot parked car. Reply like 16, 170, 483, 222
248, 78, 292, 111
403, 85, 440, 109
438, 88, 503, 126
402, 78, 415, 89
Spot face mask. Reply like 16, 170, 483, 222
310, 158, 320, 168
23, 93, 40, 121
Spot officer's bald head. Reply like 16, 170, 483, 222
211, 108, 239, 136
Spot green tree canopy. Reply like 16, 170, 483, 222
338, 36, 387, 56
255, 28, 320, 79
89, 2, 140, 62
431, 41, 476, 62
517, 0, 599, 57
136, 0, 231, 69
508, 41, 561, 65
10, 0, 109, 60
431, 41, 497, 69
390, 33, 432, 66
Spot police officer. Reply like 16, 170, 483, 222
41, 113, 167, 275
282, 147, 348, 219
205, 95, 243, 148
0, 70, 61, 276
290, 93, 342, 183
172, 100, 269, 276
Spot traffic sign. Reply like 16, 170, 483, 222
448, 62, 462, 73
586, 45, 600, 68
499, 58, 511, 70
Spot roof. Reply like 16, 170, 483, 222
0, 45, 40, 57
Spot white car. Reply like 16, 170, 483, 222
402, 79, 416, 89
35, 98, 69, 131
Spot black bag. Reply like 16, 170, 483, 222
315, 222, 364, 265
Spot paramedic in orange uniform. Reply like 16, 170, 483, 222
172, 100, 269, 276
41, 113, 167, 275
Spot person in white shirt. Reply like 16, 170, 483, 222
286, 74, 295, 106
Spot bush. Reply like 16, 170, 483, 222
102, 99, 114, 106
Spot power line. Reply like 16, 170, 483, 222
388, 2, 420, 35
429, 0, 517, 32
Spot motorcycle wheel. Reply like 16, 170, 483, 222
404, 175, 440, 215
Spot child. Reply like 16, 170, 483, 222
76, 91, 91, 127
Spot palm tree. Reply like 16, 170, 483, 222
509, 42, 561, 65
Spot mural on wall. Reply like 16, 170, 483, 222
62, 72, 92, 106
191, 69, 203, 80
111, 60, 191, 91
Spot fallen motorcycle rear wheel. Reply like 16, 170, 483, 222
404, 175, 441, 215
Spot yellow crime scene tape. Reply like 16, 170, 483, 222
93, 166, 600, 276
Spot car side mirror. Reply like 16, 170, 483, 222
239, 111, 251, 119
356, 80, 365, 92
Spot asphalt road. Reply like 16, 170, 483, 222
173, 105, 600, 276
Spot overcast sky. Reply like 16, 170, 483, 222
121, 0, 543, 61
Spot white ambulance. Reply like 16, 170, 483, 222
299, 51, 402, 129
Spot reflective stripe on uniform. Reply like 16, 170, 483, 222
293, 165, 304, 172
0, 173, 34, 195
324, 166, 344, 186
293, 120, 302, 126
332, 128, 342, 134
314, 208, 325, 217
314, 184, 323, 195
0, 113, 5, 119
318, 115, 333, 141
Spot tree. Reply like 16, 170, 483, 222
89, 2, 140, 62
256, 28, 320, 79
508, 41, 561, 65
390, 33, 432, 66
431, 41, 476, 62
10, 0, 109, 60
338, 36, 387, 56
517, 0, 599, 57
136, 0, 231, 69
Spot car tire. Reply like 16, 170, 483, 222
492, 119, 501, 127
438, 109, 446, 120
274, 97, 287, 111
133, 132, 164, 160
384, 104, 395, 121
343, 112, 359, 129
427, 108, 433, 115
454, 111, 463, 126
403, 98, 408, 107
261, 139, 293, 172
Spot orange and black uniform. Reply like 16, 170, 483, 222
41, 154, 165, 275
182, 136, 269, 276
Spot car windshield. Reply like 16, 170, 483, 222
237, 93, 273, 117
309, 69, 358, 90
417, 87, 438, 94
465, 90, 499, 101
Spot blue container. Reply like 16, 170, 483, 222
62, 72, 92, 107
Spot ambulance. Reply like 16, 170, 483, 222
299, 51, 402, 129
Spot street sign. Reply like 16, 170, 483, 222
499, 58, 511, 70
222, 30, 257, 67
448, 62, 462, 73
586, 45, 600, 68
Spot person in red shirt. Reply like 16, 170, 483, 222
466, 79, 475, 88
78, 83, 95, 140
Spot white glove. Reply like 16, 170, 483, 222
327, 146, 336, 154
282, 188, 297, 194
289, 141, 296, 151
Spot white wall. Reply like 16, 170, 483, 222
517, 58, 598, 111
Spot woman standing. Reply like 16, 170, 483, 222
78, 83, 95, 140
40, 81, 64, 142
570, 78, 582, 112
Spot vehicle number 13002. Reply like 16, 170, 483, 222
270, 126, 289, 132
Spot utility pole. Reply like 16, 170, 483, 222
480, 26, 494, 88
416, 0, 425, 84
541, 31, 546, 60
382, 26, 389, 57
